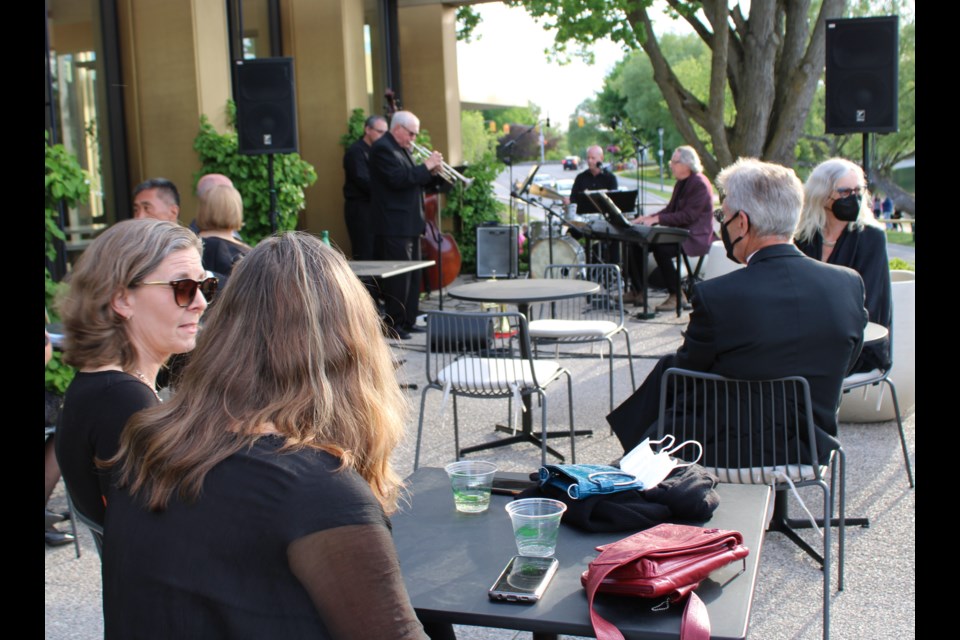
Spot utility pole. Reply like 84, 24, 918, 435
658, 127, 665, 191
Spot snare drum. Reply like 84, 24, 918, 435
529, 236, 586, 278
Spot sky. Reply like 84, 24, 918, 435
456, 3, 682, 130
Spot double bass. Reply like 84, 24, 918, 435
382, 89, 462, 293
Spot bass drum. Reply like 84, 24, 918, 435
529, 236, 585, 278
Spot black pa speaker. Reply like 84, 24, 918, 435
825, 16, 899, 134
234, 58, 299, 155
476, 225, 519, 278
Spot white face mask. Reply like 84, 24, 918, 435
619, 435, 703, 490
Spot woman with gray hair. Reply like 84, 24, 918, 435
795, 158, 891, 373
55, 219, 216, 527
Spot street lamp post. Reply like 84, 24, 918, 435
657, 127, 665, 191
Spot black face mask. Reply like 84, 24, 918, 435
831, 194, 862, 222
720, 210, 747, 264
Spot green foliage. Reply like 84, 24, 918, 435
340, 108, 368, 149
443, 150, 506, 271
888, 257, 914, 271
44, 132, 89, 394
456, 5, 483, 43
461, 110, 498, 164
193, 101, 318, 244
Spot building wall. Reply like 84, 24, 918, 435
116, 0, 232, 221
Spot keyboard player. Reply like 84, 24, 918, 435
631, 145, 716, 312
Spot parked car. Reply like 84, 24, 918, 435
562, 156, 580, 171
554, 178, 574, 199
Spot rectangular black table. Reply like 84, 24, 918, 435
394, 467, 771, 640
348, 259, 435, 279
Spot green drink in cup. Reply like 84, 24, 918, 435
445, 461, 498, 513
505, 498, 567, 557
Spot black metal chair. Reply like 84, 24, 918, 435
657, 367, 845, 640
528, 263, 636, 413
414, 310, 576, 471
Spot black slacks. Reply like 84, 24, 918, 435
376, 235, 421, 328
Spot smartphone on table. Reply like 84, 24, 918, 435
488, 555, 559, 603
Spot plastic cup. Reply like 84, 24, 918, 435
445, 461, 497, 513
505, 498, 567, 557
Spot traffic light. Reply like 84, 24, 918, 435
577, 116, 585, 128
488, 121, 496, 132
503, 123, 511, 134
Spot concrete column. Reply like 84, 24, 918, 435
116, 0, 231, 218
279, 0, 368, 246
398, 4, 462, 166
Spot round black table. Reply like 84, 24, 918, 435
446, 279, 601, 461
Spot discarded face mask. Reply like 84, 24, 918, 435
619, 435, 703, 490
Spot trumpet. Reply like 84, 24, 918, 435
410, 141, 474, 188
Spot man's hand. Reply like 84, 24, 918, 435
424, 151, 443, 173
634, 214, 659, 225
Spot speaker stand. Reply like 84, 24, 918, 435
268, 154, 278, 234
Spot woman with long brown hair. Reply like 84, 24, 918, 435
55, 219, 213, 531
102, 232, 429, 639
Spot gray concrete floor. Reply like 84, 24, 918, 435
45, 277, 915, 640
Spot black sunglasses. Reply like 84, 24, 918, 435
139, 277, 219, 307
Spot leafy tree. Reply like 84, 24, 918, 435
513, 0, 848, 178
193, 101, 318, 244
461, 110, 498, 164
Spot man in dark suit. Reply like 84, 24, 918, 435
608, 158, 868, 463
370, 110, 443, 340
343, 115, 388, 261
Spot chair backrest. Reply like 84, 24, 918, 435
657, 368, 827, 485
63, 482, 104, 557
532, 263, 625, 327
425, 310, 540, 397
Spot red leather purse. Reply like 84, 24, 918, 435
580, 523, 749, 640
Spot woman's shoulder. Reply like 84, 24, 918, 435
237, 440, 388, 534
67, 370, 155, 401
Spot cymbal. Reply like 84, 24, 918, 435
529, 184, 563, 200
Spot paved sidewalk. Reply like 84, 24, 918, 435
45, 278, 915, 640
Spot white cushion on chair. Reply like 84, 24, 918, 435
711, 464, 823, 485
438, 357, 562, 390
529, 319, 618, 338
842, 369, 884, 388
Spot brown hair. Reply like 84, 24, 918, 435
109, 232, 408, 513
196, 184, 244, 232
57, 219, 202, 371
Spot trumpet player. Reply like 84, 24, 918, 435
370, 110, 444, 340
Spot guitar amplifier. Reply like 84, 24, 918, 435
476, 225, 519, 278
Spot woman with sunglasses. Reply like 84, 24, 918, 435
101, 232, 439, 639
55, 219, 216, 529
795, 157, 892, 373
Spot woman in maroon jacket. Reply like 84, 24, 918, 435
633, 146, 716, 311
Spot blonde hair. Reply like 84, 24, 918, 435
795, 157, 881, 244
110, 232, 408, 514
57, 219, 202, 371
196, 184, 243, 232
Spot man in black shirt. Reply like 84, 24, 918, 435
343, 115, 389, 261
564, 145, 618, 212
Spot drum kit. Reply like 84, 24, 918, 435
524, 184, 586, 278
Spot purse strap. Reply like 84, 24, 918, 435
584, 528, 716, 640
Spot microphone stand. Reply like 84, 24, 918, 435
629, 134, 648, 217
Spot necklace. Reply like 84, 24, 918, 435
823, 238, 837, 247
131, 369, 162, 401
